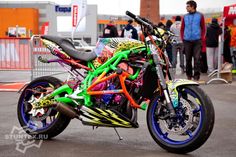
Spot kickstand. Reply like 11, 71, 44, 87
114, 128, 123, 140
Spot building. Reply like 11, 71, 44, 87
97, 15, 130, 37
0, 1, 97, 45
0, 1, 161, 45
140, 0, 160, 24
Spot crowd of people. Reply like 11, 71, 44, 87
102, 19, 139, 39
102, 0, 236, 81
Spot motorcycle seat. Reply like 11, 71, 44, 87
41, 35, 97, 61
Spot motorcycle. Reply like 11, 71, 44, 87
17, 11, 215, 153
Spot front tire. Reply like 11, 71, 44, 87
17, 76, 71, 139
147, 85, 215, 153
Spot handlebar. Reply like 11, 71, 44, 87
126, 11, 153, 33
139, 16, 154, 26
125, 11, 136, 19
126, 10, 177, 48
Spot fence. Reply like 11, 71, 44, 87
0, 37, 31, 70
0, 37, 69, 81
30, 36, 69, 80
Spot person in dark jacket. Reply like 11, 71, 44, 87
121, 19, 138, 40
200, 36, 208, 73
157, 22, 165, 29
102, 20, 118, 38
223, 26, 232, 63
206, 18, 222, 73
165, 20, 173, 65
181, 0, 206, 81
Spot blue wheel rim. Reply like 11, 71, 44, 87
20, 82, 58, 131
151, 88, 204, 145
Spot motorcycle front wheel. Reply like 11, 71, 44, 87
147, 85, 215, 154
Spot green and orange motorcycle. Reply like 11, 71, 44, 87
17, 11, 215, 153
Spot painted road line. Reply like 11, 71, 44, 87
0, 82, 26, 92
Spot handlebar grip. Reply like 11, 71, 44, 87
126, 11, 136, 19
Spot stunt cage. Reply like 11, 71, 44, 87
207, 3, 236, 84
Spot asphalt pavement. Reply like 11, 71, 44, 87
0, 70, 236, 157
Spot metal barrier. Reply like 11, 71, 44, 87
0, 37, 31, 70
0, 36, 72, 81
30, 35, 69, 80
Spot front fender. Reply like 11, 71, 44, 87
166, 79, 198, 108
166, 79, 198, 90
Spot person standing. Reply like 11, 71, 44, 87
200, 36, 208, 73
206, 18, 222, 73
102, 20, 118, 38
157, 22, 165, 29
170, 16, 185, 74
223, 26, 232, 63
121, 19, 138, 40
166, 20, 173, 65
180, 0, 206, 81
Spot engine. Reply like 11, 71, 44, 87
91, 77, 124, 109
91, 62, 135, 111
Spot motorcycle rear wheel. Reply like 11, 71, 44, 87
17, 76, 71, 139
147, 85, 215, 153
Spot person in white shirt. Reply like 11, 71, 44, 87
170, 16, 185, 75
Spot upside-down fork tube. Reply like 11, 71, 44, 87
153, 53, 176, 116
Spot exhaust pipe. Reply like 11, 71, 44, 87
55, 103, 79, 119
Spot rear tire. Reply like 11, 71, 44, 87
17, 76, 71, 139
147, 85, 215, 153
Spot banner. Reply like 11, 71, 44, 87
223, 4, 236, 25
71, 0, 87, 36
41, 22, 49, 35
72, 5, 78, 27
223, 4, 236, 18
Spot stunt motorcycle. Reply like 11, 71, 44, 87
17, 11, 215, 153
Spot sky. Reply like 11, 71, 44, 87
3, 0, 236, 15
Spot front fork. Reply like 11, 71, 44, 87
153, 53, 176, 117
